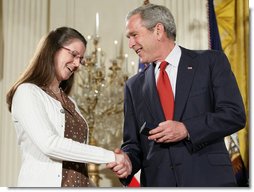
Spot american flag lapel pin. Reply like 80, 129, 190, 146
187, 66, 192, 70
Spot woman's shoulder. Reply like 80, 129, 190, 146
18, 82, 38, 89
12, 83, 45, 112
16, 83, 44, 97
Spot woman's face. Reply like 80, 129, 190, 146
54, 39, 86, 81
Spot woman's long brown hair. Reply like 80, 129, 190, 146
6, 27, 87, 112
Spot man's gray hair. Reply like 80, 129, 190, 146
126, 4, 176, 40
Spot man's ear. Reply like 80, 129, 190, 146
155, 23, 165, 40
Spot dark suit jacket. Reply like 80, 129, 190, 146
121, 47, 246, 187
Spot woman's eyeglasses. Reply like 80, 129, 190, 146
61, 46, 86, 65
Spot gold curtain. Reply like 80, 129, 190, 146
214, 0, 249, 170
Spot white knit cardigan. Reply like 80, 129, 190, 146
11, 83, 115, 187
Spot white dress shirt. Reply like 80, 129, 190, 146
154, 44, 182, 97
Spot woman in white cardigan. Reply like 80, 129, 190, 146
6, 27, 131, 187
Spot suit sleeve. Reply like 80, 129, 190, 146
120, 83, 142, 185
183, 51, 246, 152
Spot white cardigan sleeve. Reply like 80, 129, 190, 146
12, 83, 115, 164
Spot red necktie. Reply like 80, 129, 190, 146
157, 61, 174, 120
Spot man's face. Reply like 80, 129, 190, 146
126, 14, 158, 63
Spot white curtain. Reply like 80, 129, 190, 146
0, 0, 48, 186
0, 0, 208, 187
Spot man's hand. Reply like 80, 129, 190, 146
148, 120, 188, 143
106, 148, 132, 178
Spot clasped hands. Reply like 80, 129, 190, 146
107, 148, 132, 178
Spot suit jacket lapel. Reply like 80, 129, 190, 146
142, 64, 165, 123
141, 48, 198, 123
174, 48, 197, 121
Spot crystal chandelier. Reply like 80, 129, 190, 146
72, 32, 129, 186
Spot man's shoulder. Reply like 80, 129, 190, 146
126, 71, 144, 86
180, 46, 225, 58
125, 66, 153, 91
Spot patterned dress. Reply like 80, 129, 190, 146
44, 87, 92, 187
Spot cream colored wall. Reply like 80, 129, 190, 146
0, 0, 208, 187
0, 0, 49, 187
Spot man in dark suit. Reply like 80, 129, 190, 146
107, 3, 246, 187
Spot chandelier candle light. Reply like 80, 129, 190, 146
96, 12, 99, 37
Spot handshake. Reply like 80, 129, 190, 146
106, 148, 132, 178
